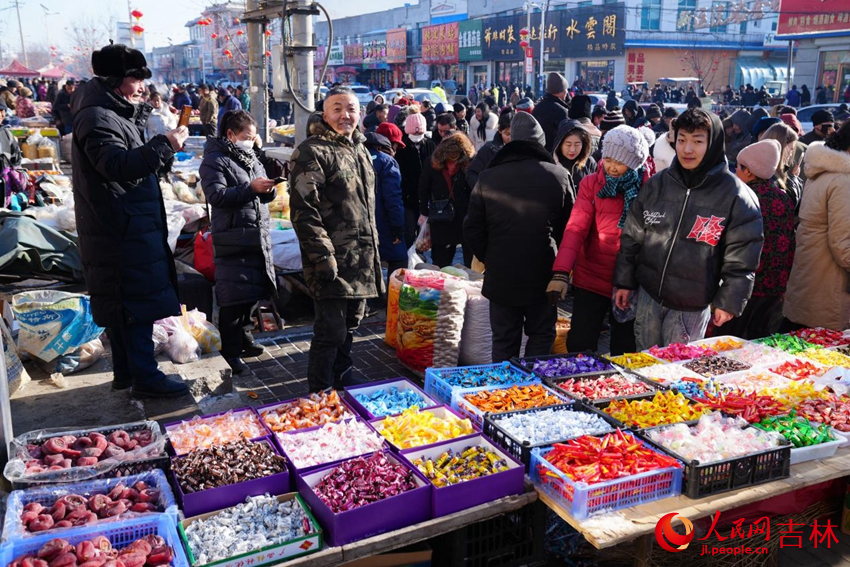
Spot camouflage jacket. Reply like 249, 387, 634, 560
289, 119, 384, 300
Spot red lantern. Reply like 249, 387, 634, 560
264, 29, 272, 36
236, 30, 244, 36
233, 17, 240, 24
519, 40, 528, 48
223, 49, 233, 58
225, 35, 230, 40
211, 33, 218, 39
131, 25, 144, 36
131, 9, 143, 19
265, 50, 271, 57
520, 27, 528, 37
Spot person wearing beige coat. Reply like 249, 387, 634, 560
783, 125, 850, 330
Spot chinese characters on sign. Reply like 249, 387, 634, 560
626, 50, 646, 83
459, 19, 482, 61
386, 28, 407, 63
481, 15, 526, 61
776, 0, 850, 36
421, 22, 459, 64
328, 44, 344, 66
559, 4, 625, 59
362, 38, 387, 68
344, 43, 363, 65
679, 0, 780, 31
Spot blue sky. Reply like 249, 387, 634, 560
9, 0, 412, 55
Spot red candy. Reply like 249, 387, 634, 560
554, 374, 653, 400
648, 343, 717, 362
313, 452, 417, 513
770, 359, 826, 381
789, 328, 850, 347
9, 536, 175, 567
797, 395, 850, 432
692, 389, 787, 423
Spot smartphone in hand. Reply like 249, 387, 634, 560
178, 106, 192, 128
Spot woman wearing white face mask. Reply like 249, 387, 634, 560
199, 110, 278, 374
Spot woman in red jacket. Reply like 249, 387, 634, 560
547, 126, 649, 355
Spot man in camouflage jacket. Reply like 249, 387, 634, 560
289, 87, 384, 392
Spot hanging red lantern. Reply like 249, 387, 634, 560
519, 40, 528, 48
264, 29, 272, 36
225, 35, 230, 40
211, 33, 218, 39
131, 25, 144, 36
131, 9, 143, 19
236, 30, 244, 36
223, 49, 233, 58
234, 17, 240, 24
519, 27, 528, 37
265, 50, 271, 57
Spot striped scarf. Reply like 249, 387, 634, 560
597, 166, 644, 229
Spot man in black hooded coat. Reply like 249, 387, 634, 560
72, 43, 189, 398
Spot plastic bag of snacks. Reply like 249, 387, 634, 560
396, 269, 467, 372
385, 268, 406, 349
182, 307, 221, 354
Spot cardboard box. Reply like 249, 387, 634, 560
179, 492, 322, 567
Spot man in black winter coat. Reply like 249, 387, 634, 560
532, 72, 571, 153
72, 43, 189, 398
395, 112, 435, 246
464, 113, 575, 361
52, 79, 76, 135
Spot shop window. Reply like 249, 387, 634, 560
677, 0, 696, 31
577, 0, 592, 6
641, 0, 661, 31
710, 1, 728, 33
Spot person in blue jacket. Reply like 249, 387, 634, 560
364, 130, 406, 280
217, 87, 242, 124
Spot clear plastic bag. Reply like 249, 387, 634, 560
157, 315, 201, 364
151, 323, 168, 356
3, 421, 167, 485
182, 307, 221, 354
612, 289, 637, 323
35, 338, 105, 375
1, 469, 179, 541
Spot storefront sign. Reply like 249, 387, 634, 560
314, 45, 327, 66
362, 38, 387, 65
557, 3, 625, 59
459, 19, 482, 62
481, 15, 525, 61
328, 44, 344, 66
680, 0, 779, 31
777, 0, 850, 37
386, 29, 407, 63
344, 43, 363, 65
421, 22, 459, 64
626, 50, 646, 83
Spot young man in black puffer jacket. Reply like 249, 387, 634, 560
613, 108, 764, 350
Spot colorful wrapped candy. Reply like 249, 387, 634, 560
493, 407, 613, 445
168, 410, 268, 454
770, 359, 827, 381
716, 370, 792, 395
602, 391, 708, 428
413, 445, 510, 487
796, 395, 850, 432
520, 354, 612, 378
752, 411, 835, 448
354, 386, 430, 417
725, 343, 793, 367
462, 384, 566, 414
753, 334, 820, 354
700, 337, 746, 352
539, 430, 681, 485
646, 413, 782, 464
789, 328, 850, 348
774, 381, 830, 407
313, 452, 418, 513
432, 362, 530, 389
553, 373, 654, 400
683, 355, 751, 377
605, 352, 660, 370
800, 348, 850, 368
277, 418, 385, 468
260, 390, 353, 433
668, 378, 721, 399
376, 408, 475, 449
647, 343, 717, 362
635, 363, 705, 386
691, 390, 787, 423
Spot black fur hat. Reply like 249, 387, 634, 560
92, 41, 151, 80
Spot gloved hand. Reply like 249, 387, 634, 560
314, 256, 338, 282
546, 273, 570, 306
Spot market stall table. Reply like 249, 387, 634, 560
536, 447, 850, 564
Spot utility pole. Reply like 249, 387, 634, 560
127, 0, 135, 48
524, 6, 532, 90
539, 0, 548, 94
290, 0, 316, 146
246, 0, 268, 141
13, 0, 27, 67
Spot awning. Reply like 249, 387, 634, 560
735, 58, 778, 89
0, 60, 40, 78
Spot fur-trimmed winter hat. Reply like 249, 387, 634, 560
92, 42, 151, 82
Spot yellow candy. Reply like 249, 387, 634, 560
605, 352, 660, 370
800, 348, 850, 368
774, 381, 831, 407
709, 338, 746, 352
377, 407, 475, 449
604, 391, 708, 428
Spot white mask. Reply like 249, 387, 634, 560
235, 139, 254, 151
408, 134, 424, 143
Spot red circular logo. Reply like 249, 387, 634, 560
655, 512, 695, 552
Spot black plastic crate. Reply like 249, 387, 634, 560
482, 401, 622, 469
637, 421, 791, 499
430, 500, 547, 567
510, 351, 613, 380
544, 368, 663, 405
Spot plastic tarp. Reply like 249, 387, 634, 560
271, 227, 303, 271
0, 211, 82, 280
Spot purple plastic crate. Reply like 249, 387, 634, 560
344, 378, 439, 419
164, 408, 271, 456
453, 383, 572, 429
369, 405, 480, 452
256, 392, 358, 436
171, 437, 291, 518
399, 434, 524, 517
275, 417, 387, 476
296, 450, 431, 546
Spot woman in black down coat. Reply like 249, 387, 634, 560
200, 110, 277, 374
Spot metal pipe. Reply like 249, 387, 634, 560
525, 6, 533, 91
246, 0, 268, 142
539, 0, 548, 95
292, 0, 316, 147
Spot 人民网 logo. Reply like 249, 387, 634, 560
655, 512, 695, 552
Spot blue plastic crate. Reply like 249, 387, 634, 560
3, 469, 179, 542
453, 383, 571, 429
424, 363, 533, 406
529, 434, 682, 520
0, 515, 190, 567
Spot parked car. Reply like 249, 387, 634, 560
382, 88, 447, 105
796, 103, 842, 134
430, 80, 457, 101
350, 85, 374, 105
585, 92, 625, 109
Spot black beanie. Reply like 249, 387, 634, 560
92, 42, 151, 81
568, 95, 592, 120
